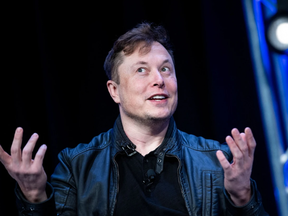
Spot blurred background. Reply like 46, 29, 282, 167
1, 0, 287, 215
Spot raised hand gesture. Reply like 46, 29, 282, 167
0, 127, 48, 203
216, 127, 256, 206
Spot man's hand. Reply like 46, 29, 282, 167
0, 127, 48, 203
216, 127, 256, 206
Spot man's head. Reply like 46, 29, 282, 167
104, 22, 175, 84
106, 23, 178, 125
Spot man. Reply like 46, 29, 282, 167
0, 22, 268, 215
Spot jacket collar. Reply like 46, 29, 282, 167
112, 115, 180, 174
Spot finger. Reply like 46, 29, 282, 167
240, 133, 246, 142
0, 145, 12, 166
33, 144, 47, 169
10, 127, 23, 164
225, 135, 243, 161
216, 150, 231, 173
240, 133, 249, 156
22, 133, 39, 164
231, 128, 248, 155
245, 127, 256, 157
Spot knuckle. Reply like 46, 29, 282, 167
234, 154, 243, 160
27, 169, 42, 178
12, 169, 22, 177
15, 169, 37, 178
22, 147, 32, 155
223, 163, 230, 170
242, 145, 248, 152
36, 154, 44, 161
13, 135, 20, 141
10, 146, 18, 154
251, 141, 257, 148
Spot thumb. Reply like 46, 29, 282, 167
0, 145, 12, 166
216, 150, 231, 171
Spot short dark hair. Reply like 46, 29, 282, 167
103, 22, 174, 83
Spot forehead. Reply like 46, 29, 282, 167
121, 42, 174, 66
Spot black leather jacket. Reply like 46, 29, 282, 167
16, 117, 268, 215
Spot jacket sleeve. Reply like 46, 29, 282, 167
15, 182, 57, 216
224, 179, 269, 216
15, 148, 78, 216
49, 148, 78, 215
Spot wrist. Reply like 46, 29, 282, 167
228, 187, 251, 206
20, 186, 48, 203
26, 191, 48, 203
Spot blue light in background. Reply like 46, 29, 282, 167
285, 161, 288, 188
243, 0, 288, 215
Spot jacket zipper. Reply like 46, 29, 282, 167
110, 152, 120, 216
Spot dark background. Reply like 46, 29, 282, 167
0, 0, 278, 215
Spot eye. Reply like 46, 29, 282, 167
137, 68, 146, 73
161, 66, 170, 72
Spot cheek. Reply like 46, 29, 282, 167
120, 84, 145, 103
167, 79, 178, 93
126, 79, 147, 95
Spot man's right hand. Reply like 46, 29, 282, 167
0, 127, 48, 203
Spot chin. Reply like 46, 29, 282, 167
145, 112, 173, 122
123, 108, 175, 125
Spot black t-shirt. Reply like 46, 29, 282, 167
114, 145, 189, 216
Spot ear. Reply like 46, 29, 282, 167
107, 80, 120, 104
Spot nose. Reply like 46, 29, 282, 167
152, 70, 165, 88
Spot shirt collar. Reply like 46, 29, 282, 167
114, 116, 177, 174
113, 116, 176, 159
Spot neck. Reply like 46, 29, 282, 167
120, 114, 170, 156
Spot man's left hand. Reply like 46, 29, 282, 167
216, 127, 256, 206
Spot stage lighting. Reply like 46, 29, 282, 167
266, 12, 288, 54
282, 149, 288, 193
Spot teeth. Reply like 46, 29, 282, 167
151, 95, 166, 100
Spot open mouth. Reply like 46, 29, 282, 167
148, 95, 168, 100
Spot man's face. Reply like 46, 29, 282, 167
107, 42, 178, 124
